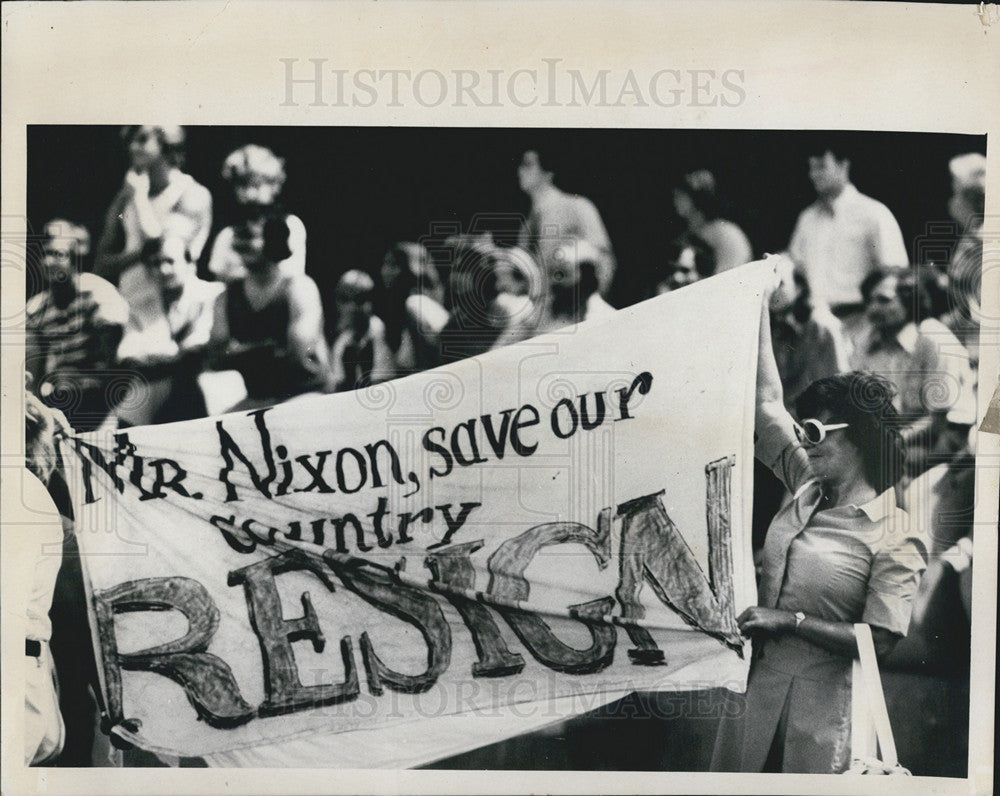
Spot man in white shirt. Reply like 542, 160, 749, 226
788, 145, 908, 342
117, 223, 223, 424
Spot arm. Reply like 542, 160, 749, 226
754, 258, 814, 493
711, 222, 754, 272
281, 215, 308, 275
175, 183, 213, 262
285, 275, 330, 382
737, 607, 901, 661
872, 203, 908, 268
94, 190, 142, 284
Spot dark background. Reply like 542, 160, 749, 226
27, 127, 986, 313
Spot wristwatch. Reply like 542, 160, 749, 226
793, 611, 806, 632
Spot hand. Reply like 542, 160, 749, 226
760, 252, 793, 304
736, 606, 797, 637
124, 169, 151, 198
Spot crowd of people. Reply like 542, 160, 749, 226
22, 126, 986, 770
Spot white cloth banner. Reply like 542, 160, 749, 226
62, 263, 768, 764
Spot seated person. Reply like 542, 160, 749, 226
208, 213, 330, 410
116, 220, 224, 425
769, 257, 851, 409
95, 126, 212, 285
437, 236, 512, 364
672, 169, 753, 273
654, 238, 715, 295
330, 270, 395, 391
850, 266, 975, 478
493, 238, 614, 348
26, 219, 129, 432
207, 144, 307, 282
376, 242, 449, 374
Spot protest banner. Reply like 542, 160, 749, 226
59, 262, 769, 763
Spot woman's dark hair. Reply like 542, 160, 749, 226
666, 236, 716, 278
679, 170, 722, 221
860, 266, 934, 324
795, 372, 905, 493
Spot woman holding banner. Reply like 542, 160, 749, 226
710, 266, 928, 774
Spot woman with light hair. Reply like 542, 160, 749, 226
207, 143, 307, 281
95, 126, 212, 285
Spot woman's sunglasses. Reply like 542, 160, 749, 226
794, 418, 849, 446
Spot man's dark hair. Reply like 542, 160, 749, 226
795, 372, 905, 493
666, 236, 716, 279
809, 134, 854, 166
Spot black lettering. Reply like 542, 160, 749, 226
425, 541, 525, 677
285, 518, 328, 545
216, 409, 277, 502
614, 470, 742, 656
486, 517, 616, 674
427, 502, 481, 550
422, 427, 453, 479
450, 419, 487, 467
335, 448, 367, 494
93, 577, 254, 729
143, 458, 195, 501
274, 445, 294, 497
578, 391, 607, 430
228, 550, 359, 717
294, 450, 335, 494
364, 439, 406, 488
331, 514, 373, 554
510, 405, 541, 456
324, 554, 451, 695
367, 496, 393, 548
210, 514, 256, 554
396, 507, 434, 544
480, 408, 515, 459
550, 398, 579, 439
614, 372, 653, 421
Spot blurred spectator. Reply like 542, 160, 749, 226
496, 238, 614, 346
788, 142, 908, 342
208, 213, 330, 410
376, 242, 449, 373
768, 256, 851, 409
95, 126, 212, 285
329, 270, 395, 391
942, 153, 986, 371
672, 170, 753, 273
26, 219, 129, 432
208, 144, 307, 282
516, 149, 616, 297
438, 236, 513, 363
654, 238, 715, 295
21, 388, 69, 765
116, 218, 224, 425
851, 266, 975, 478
